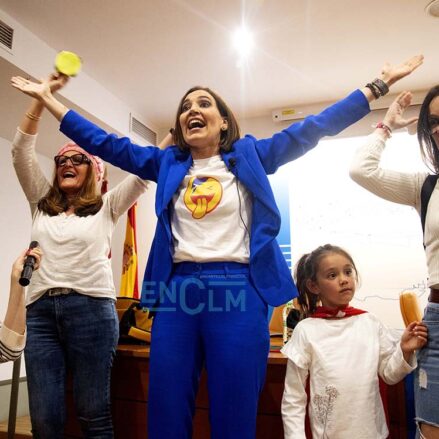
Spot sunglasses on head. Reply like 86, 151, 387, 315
54, 153, 91, 167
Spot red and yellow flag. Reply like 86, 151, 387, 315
119, 203, 139, 298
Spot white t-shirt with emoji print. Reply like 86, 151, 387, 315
171, 155, 252, 263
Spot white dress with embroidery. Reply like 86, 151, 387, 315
281, 313, 416, 439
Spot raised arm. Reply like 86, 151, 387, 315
254, 55, 424, 173
12, 74, 69, 212
11, 75, 69, 122
106, 175, 149, 221
12, 128, 50, 214
359, 55, 424, 103
11, 76, 163, 182
370, 91, 419, 139
349, 91, 427, 208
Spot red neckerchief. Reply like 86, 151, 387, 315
310, 305, 367, 319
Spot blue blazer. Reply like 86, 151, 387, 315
60, 90, 370, 307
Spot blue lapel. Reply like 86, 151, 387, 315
221, 149, 280, 216
221, 148, 280, 258
158, 151, 193, 215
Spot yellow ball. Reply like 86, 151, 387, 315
55, 51, 82, 77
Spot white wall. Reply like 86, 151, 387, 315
0, 8, 159, 137
286, 132, 429, 329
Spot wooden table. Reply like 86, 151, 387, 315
65, 344, 409, 438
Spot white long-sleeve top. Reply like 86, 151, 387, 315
0, 323, 25, 363
12, 128, 149, 305
349, 132, 439, 286
281, 313, 415, 439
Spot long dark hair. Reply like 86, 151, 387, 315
295, 244, 359, 319
173, 86, 241, 153
38, 163, 103, 217
417, 85, 439, 173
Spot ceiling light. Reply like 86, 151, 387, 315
232, 26, 254, 59
426, 0, 439, 17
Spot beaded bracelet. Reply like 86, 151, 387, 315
375, 121, 392, 136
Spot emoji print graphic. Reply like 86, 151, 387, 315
184, 176, 223, 219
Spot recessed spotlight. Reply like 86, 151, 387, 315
426, 0, 439, 17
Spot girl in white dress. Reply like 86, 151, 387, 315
281, 244, 428, 439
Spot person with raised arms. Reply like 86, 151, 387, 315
12, 55, 423, 439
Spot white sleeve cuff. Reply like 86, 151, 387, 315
0, 324, 26, 351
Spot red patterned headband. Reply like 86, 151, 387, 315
57, 142, 104, 183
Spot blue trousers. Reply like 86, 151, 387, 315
25, 293, 119, 439
148, 262, 270, 439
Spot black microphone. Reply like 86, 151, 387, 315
19, 241, 39, 287
228, 158, 236, 169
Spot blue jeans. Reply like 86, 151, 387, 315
25, 292, 119, 439
148, 261, 270, 439
415, 301, 439, 435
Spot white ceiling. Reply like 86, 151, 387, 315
0, 0, 438, 134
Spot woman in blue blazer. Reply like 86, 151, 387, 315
12, 55, 422, 439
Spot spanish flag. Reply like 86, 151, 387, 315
119, 203, 139, 298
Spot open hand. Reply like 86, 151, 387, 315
400, 321, 428, 354
381, 55, 423, 87
11, 76, 54, 101
382, 91, 418, 131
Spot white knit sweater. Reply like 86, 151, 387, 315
12, 128, 149, 305
349, 132, 439, 287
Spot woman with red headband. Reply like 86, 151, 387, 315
11, 75, 149, 439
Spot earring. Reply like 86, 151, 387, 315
221, 125, 227, 131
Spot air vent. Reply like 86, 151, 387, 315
0, 19, 14, 50
130, 114, 157, 145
